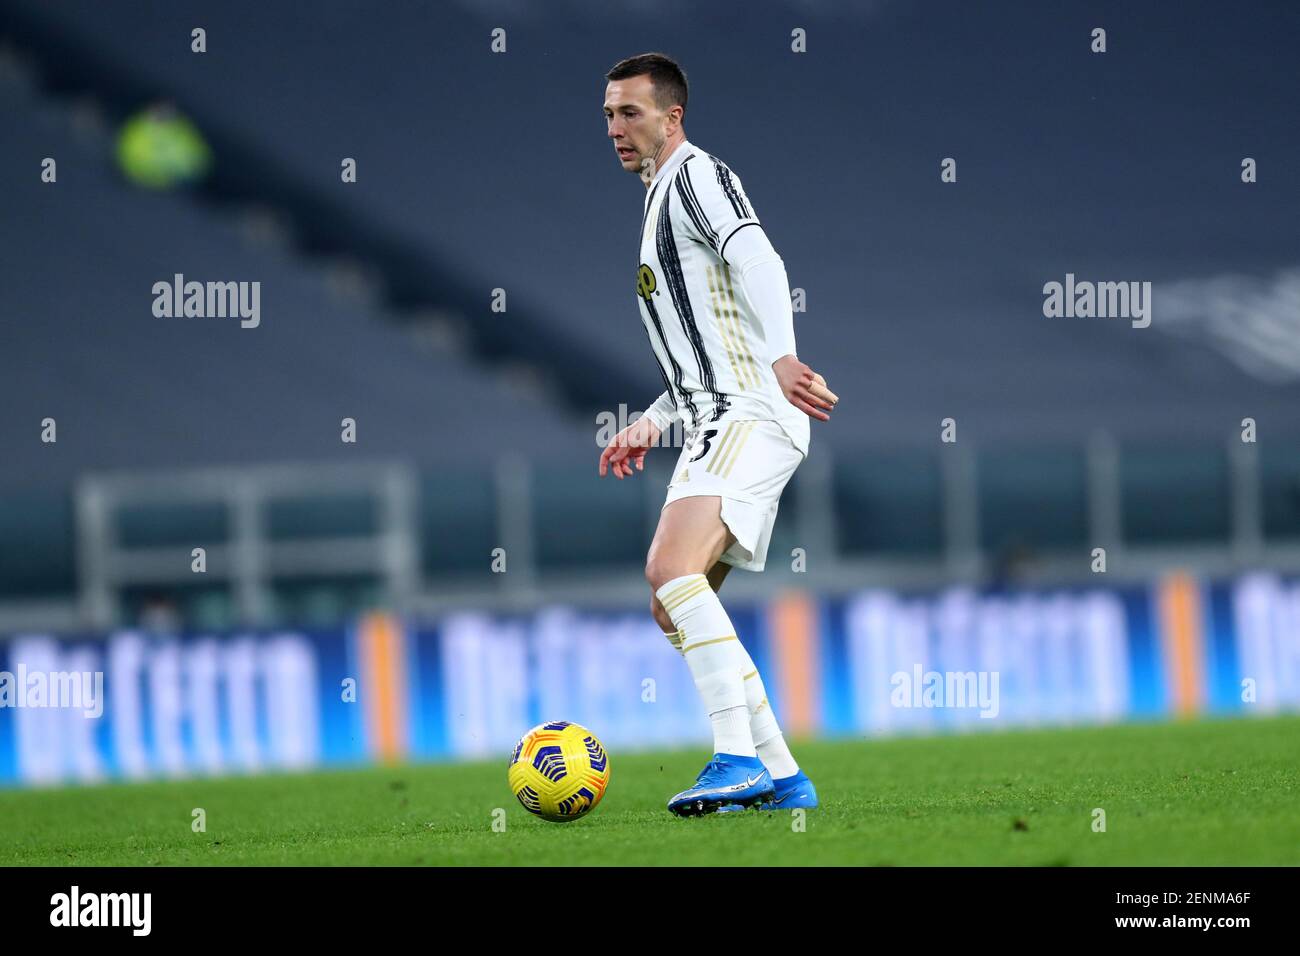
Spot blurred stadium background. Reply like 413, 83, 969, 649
1, 0, 1298, 788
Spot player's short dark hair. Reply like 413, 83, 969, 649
605, 53, 688, 115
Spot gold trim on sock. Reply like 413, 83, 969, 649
660, 574, 712, 606
681, 634, 738, 653
658, 574, 709, 608
661, 578, 711, 612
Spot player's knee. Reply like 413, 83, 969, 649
649, 595, 675, 633
644, 555, 692, 592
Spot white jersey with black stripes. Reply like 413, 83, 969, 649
634, 140, 809, 457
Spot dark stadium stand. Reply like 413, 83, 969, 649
2, 0, 1299, 623
0, 102, 597, 481
7, 0, 1300, 447
0, 75, 596, 606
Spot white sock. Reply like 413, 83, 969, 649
734, 640, 800, 779
711, 705, 755, 757
665, 632, 759, 759
656, 573, 756, 757
663, 606, 800, 775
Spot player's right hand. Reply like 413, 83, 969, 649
599, 415, 661, 480
773, 355, 839, 422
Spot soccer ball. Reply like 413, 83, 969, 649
507, 721, 610, 822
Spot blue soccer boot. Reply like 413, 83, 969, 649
667, 753, 774, 816
716, 769, 818, 813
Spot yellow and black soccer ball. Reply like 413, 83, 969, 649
507, 721, 610, 822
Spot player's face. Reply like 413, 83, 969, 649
604, 76, 672, 177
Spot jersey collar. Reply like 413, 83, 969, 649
649, 139, 694, 188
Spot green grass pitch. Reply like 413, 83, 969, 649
1, 715, 1295, 866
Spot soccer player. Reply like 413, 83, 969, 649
597, 53, 839, 815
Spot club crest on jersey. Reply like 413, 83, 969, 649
636, 263, 657, 300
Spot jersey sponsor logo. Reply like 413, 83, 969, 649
636, 263, 657, 301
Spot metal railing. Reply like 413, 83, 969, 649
73, 461, 418, 630
0, 430, 1296, 633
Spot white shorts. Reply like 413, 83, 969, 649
662, 419, 804, 572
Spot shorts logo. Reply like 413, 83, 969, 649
688, 428, 718, 463
636, 263, 657, 300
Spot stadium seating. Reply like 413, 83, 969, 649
3, 0, 1300, 621
7, 0, 1299, 449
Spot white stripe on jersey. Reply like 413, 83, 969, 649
634, 140, 808, 456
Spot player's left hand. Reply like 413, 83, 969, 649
773, 355, 838, 422
599, 414, 661, 480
